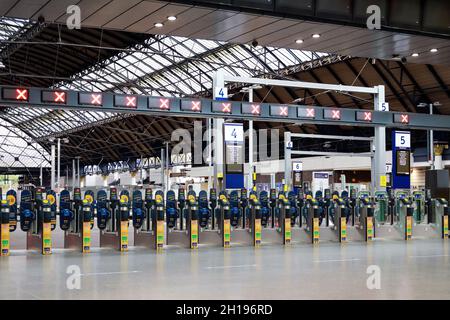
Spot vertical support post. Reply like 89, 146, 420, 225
429, 104, 434, 170
284, 131, 292, 190
165, 142, 169, 191
57, 138, 61, 191
72, 159, 76, 190
50, 143, 55, 190
213, 71, 225, 190
40, 164, 43, 187
374, 85, 387, 192
161, 148, 165, 194
208, 118, 212, 189
248, 88, 254, 191
76, 157, 80, 188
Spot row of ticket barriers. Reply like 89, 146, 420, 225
0, 186, 448, 255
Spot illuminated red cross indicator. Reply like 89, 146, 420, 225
221, 103, 231, 113
54, 91, 66, 103
332, 109, 340, 119
16, 89, 28, 100
363, 112, 372, 121
91, 94, 102, 105
279, 106, 288, 116
159, 98, 169, 109
126, 96, 136, 107
306, 108, 315, 117
191, 101, 201, 111
401, 114, 409, 123
251, 104, 260, 115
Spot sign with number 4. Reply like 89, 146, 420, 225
214, 87, 228, 100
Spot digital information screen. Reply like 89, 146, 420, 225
324, 109, 341, 120
241, 103, 261, 115
79, 92, 102, 106
212, 101, 232, 113
394, 113, 409, 124
181, 100, 202, 112
42, 91, 66, 104
356, 111, 372, 122
225, 144, 243, 173
2, 88, 28, 101
148, 97, 171, 110
297, 107, 315, 119
396, 150, 411, 175
270, 105, 289, 117
114, 95, 137, 108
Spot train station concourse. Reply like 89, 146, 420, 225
0, 0, 449, 305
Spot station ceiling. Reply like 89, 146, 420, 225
1, 0, 449, 66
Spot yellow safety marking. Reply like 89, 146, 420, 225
340, 217, 347, 242
284, 218, 291, 244
380, 175, 387, 187
6, 195, 15, 206
313, 217, 319, 244
250, 194, 257, 201
252, 172, 257, 181
1, 223, 10, 256
155, 195, 163, 203
443, 215, 448, 239
406, 216, 412, 240
254, 218, 262, 247
42, 222, 52, 255
283, 185, 288, 192
120, 220, 128, 252
190, 221, 198, 249
120, 195, 129, 203
366, 217, 373, 241
156, 220, 164, 251
84, 194, 94, 204
217, 173, 223, 179
188, 194, 195, 202
82, 221, 91, 253
219, 194, 227, 201
223, 219, 231, 248
46, 194, 56, 205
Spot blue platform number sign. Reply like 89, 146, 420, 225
215, 87, 228, 101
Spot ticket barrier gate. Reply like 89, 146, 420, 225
100, 188, 129, 251
259, 191, 271, 228
431, 199, 449, 239
412, 191, 425, 224
84, 190, 95, 230
304, 194, 320, 244
357, 192, 374, 242
396, 191, 413, 240
186, 192, 199, 249
46, 189, 57, 230
277, 193, 291, 245
222, 190, 253, 246
166, 190, 185, 247
1, 200, 11, 256
374, 191, 388, 225
134, 188, 157, 249
6, 190, 18, 233
218, 192, 231, 248
331, 195, 348, 242
25, 188, 52, 255
154, 191, 165, 251
63, 188, 92, 252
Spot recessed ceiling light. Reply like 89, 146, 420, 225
295, 39, 304, 44
154, 22, 163, 28
411, 53, 419, 57
430, 48, 438, 53
312, 33, 321, 38
167, 16, 177, 21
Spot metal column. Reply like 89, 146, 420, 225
374, 85, 387, 192
284, 131, 292, 190
72, 159, 76, 190
248, 88, 254, 191
57, 138, 61, 191
213, 71, 225, 190
50, 143, 55, 190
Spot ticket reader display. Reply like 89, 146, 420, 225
1, 200, 11, 256
358, 192, 374, 241
396, 191, 413, 240
332, 194, 347, 242
119, 195, 129, 251
218, 192, 231, 248
209, 189, 217, 230
6, 190, 17, 232
187, 192, 199, 249
81, 199, 92, 253
432, 198, 449, 239
154, 192, 165, 251
249, 192, 261, 246
278, 193, 291, 245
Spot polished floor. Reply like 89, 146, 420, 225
0, 239, 449, 300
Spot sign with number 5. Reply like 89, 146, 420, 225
395, 131, 410, 149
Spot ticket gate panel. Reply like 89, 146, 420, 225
59, 189, 73, 231
132, 190, 144, 229
229, 191, 240, 228
178, 188, 186, 230
209, 188, 217, 230
154, 191, 165, 251
20, 190, 34, 232
96, 190, 110, 230
1, 200, 11, 256
166, 190, 178, 229
218, 191, 231, 248
259, 191, 270, 227
45, 189, 57, 230
6, 190, 17, 232
198, 190, 210, 229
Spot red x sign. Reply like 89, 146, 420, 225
364, 112, 372, 121
54, 91, 65, 103
332, 109, 340, 119
306, 108, 315, 117
91, 94, 102, 105
159, 98, 169, 109
279, 106, 288, 116
222, 103, 231, 113
251, 104, 260, 115
125, 96, 136, 107
401, 114, 409, 123
191, 101, 201, 111
16, 89, 28, 100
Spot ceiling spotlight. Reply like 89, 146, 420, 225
295, 39, 304, 44
312, 33, 321, 38
430, 48, 438, 53
154, 22, 164, 28
167, 16, 177, 21
411, 53, 419, 57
